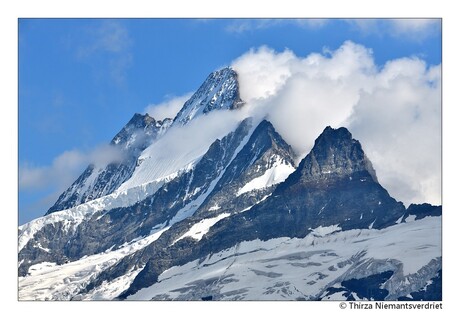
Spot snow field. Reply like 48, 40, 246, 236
18, 227, 170, 300
129, 216, 441, 300
237, 156, 295, 196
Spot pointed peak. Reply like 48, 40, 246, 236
254, 118, 275, 131
128, 113, 155, 126
173, 67, 244, 126
126, 113, 173, 128
130, 112, 150, 120
297, 126, 377, 182
212, 66, 235, 76
318, 126, 352, 141
246, 118, 296, 164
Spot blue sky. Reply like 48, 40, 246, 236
18, 18, 442, 224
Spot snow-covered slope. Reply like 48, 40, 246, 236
18, 117, 254, 275
127, 216, 441, 301
19, 171, 181, 252
117, 67, 245, 191
117, 111, 244, 192
237, 155, 295, 196
19, 226, 169, 301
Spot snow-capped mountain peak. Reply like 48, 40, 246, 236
111, 113, 172, 149
46, 66, 243, 214
173, 67, 244, 126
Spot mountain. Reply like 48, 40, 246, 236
18, 67, 441, 301
46, 114, 172, 214
46, 67, 243, 215
173, 67, 244, 125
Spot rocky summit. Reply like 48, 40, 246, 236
18, 67, 441, 301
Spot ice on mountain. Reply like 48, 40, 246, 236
237, 156, 295, 196
174, 213, 230, 243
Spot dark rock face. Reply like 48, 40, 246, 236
397, 270, 442, 301
46, 114, 172, 214
403, 203, 442, 221
288, 126, 377, 184
193, 119, 296, 219
202, 126, 406, 247
320, 271, 394, 301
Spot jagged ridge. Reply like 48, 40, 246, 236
114, 126, 420, 298
46, 114, 172, 214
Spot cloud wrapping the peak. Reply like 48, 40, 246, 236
231, 41, 441, 206
231, 41, 376, 157
145, 93, 193, 120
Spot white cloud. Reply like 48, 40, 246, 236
232, 41, 376, 156
230, 46, 296, 102
20, 151, 84, 191
231, 41, 441, 206
19, 144, 126, 192
346, 60, 441, 205
225, 19, 283, 33
144, 93, 193, 120
152, 109, 245, 160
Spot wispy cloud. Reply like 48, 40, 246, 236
225, 19, 269, 33
225, 18, 439, 42
76, 20, 133, 86
19, 144, 126, 192
77, 20, 132, 57
346, 19, 440, 41
225, 19, 329, 34
389, 19, 441, 40
144, 93, 193, 120
294, 19, 329, 29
